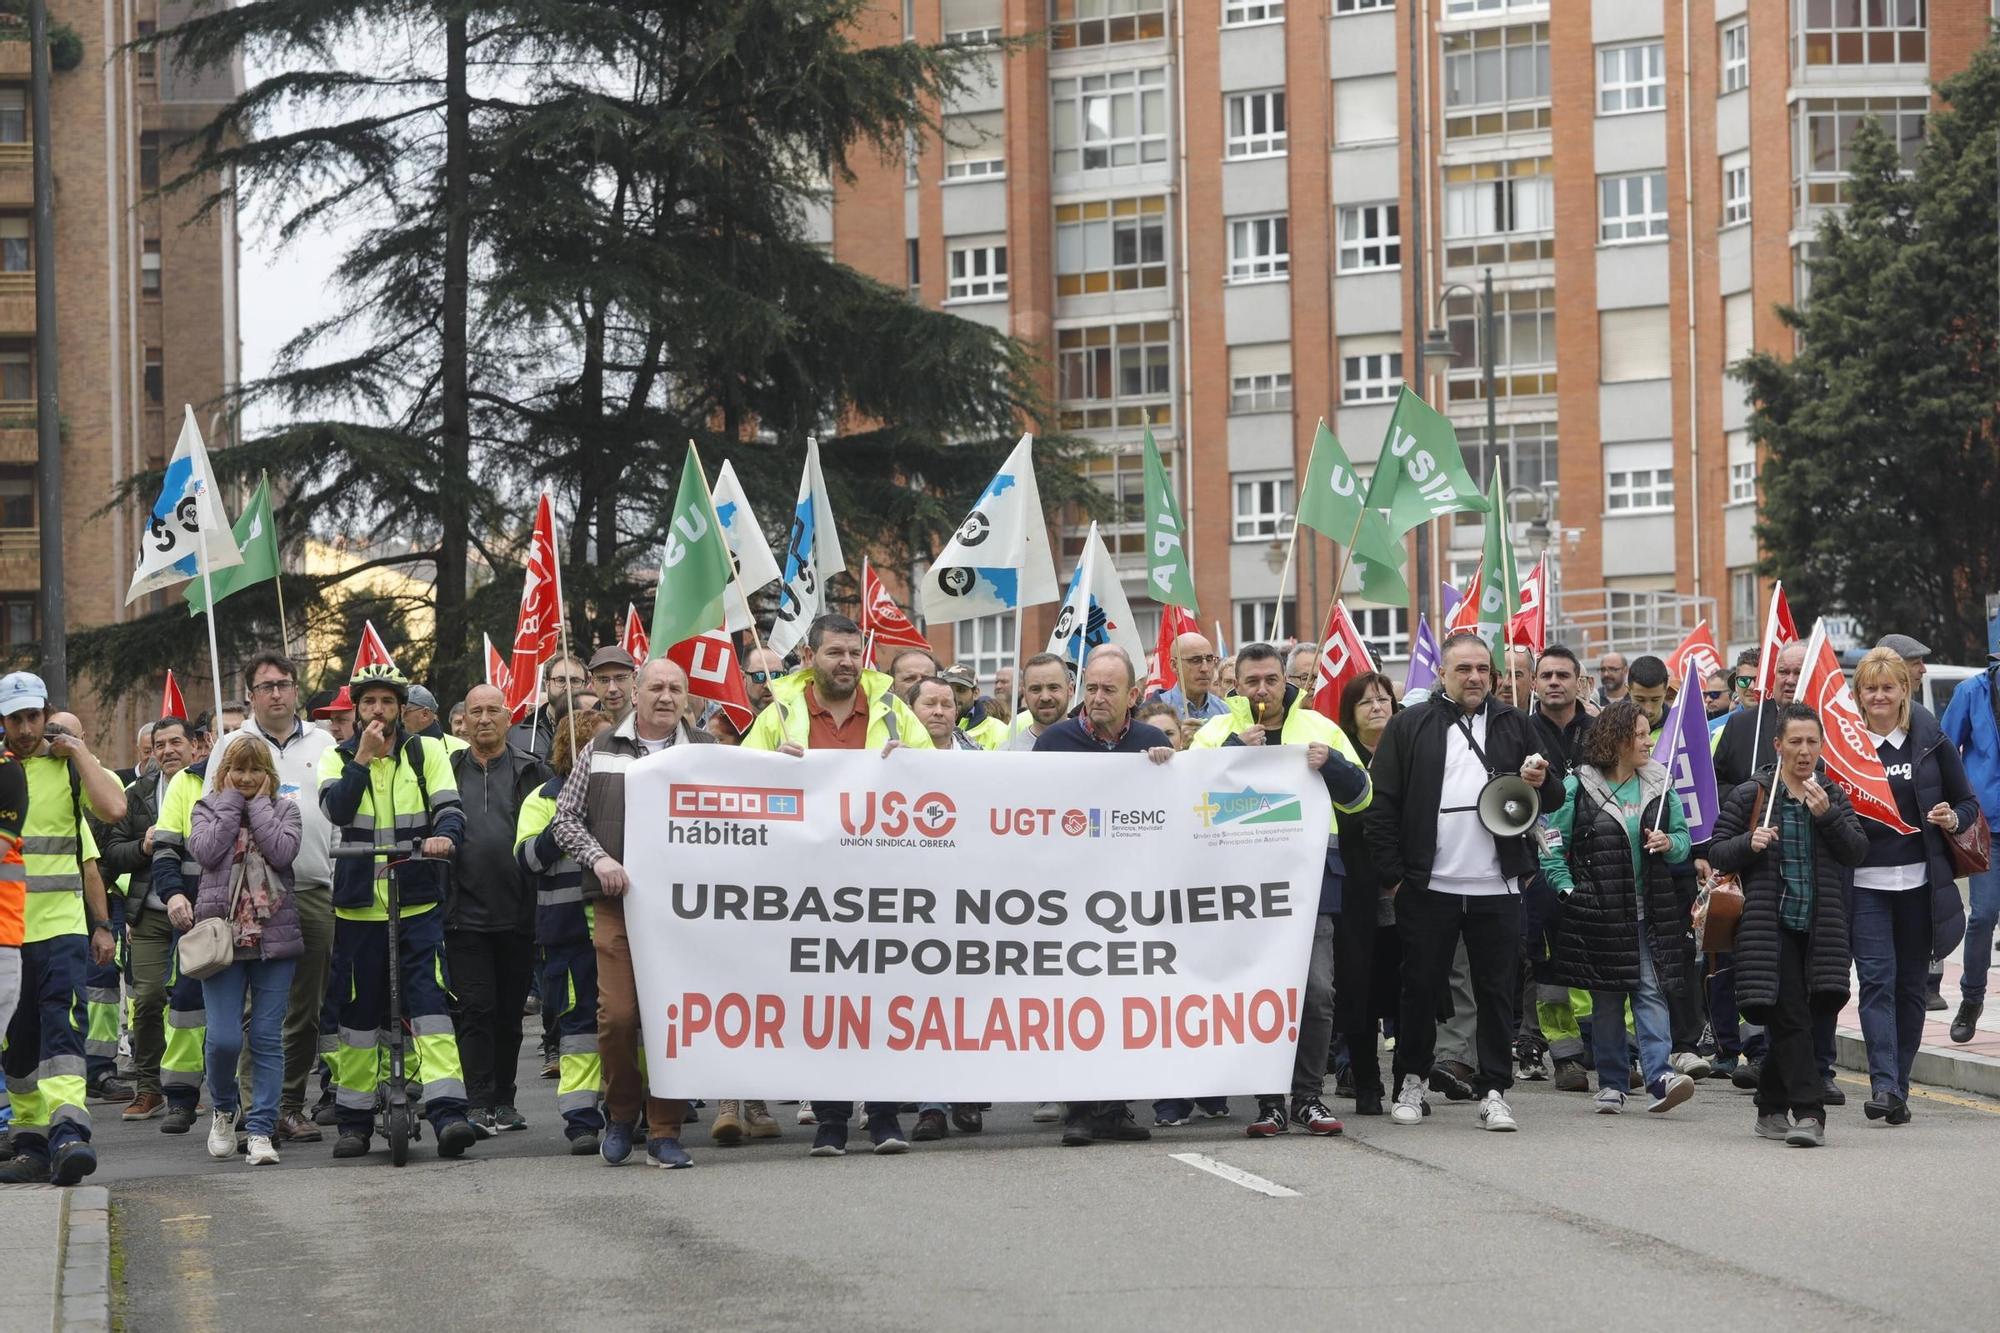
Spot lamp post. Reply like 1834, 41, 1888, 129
1420, 268, 1502, 501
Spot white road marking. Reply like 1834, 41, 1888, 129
1168, 1151, 1301, 1198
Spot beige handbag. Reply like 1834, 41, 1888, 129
174, 857, 245, 981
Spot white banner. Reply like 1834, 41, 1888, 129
623, 746, 1332, 1102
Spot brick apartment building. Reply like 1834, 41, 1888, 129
4, 1, 241, 744
825, 0, 1988, 687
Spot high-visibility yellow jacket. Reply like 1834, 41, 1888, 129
19, 753, 103, 943
741, 669, 934, 754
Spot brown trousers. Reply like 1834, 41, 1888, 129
593, 897, 687, 1134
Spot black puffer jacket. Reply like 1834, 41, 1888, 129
1550, 763, 1688, 994
1709, 769, 1869, 1019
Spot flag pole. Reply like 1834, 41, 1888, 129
1654, 690, 1684, 834
548, 496, 580, 758
1010, 602, 1024, 724
194, 457, 228, 736
1324, 507, 1370, 627
262, 470, 293, 664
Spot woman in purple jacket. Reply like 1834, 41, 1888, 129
185, 739, 302, 1165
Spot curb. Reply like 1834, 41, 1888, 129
1834, 1027, 2000, 1101
58, 1185, 111, 1333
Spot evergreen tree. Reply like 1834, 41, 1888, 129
1737, 43, 2000, 659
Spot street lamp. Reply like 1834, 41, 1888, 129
1419, 269, 1502, 492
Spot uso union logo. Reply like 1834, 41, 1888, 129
839, 790, 957, 845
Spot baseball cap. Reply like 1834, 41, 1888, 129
939, 664, 979, 691
311, 685, 354, 718
0, 671, 47, 717
1876, 633, 1930, 661
588, 646, 637, 674
406, 684, 440, 712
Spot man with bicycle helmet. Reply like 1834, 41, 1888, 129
316, 659, 475, 1159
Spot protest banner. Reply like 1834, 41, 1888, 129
623, 745, 1332, 1103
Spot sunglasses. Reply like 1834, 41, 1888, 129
746, 670, 776, 684
1732, 676, 1754, 689
1702, 690, 1725, 701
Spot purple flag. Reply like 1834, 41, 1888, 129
1403, 616, 1441, 699
1439, 581, 1461, 622
1652, 678, 1719, 840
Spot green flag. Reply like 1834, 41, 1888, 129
649, 444, 736, 653
1476, 468, 1519, 649
1298, 420, 1409, 605
1140, 428, 1196, 609
184, 474, 279, 616
1362, 385, 1489, 536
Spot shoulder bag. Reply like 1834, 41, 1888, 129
1947, 812, 1991, 877
176, 856, 245, 981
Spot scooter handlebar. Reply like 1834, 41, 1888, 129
329, 842, 450, 864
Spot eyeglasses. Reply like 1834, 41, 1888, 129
248, 681, 296, 696
548, 675, 587, 689
746, 670, 775, 684
1181, 654, 1220, 667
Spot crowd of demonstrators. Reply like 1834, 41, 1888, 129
15, 604, 2000, 1183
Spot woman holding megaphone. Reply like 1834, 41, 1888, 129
1536, 699, 1695, 1116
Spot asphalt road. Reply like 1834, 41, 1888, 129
99, 1053, 2000, 1332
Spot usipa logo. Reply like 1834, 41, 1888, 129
839, 790, 956, 839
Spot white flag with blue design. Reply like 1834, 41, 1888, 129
768, 437, 846, 658
1045, 522, 1147, 694
711, 458, 784, 634
125, 405, 243, 604
919, 432, 1059, 625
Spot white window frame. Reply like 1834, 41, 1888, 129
1598, 41, 1665, 116
1055, 196, 1169, 296
1223, 0, 1285, 25
1341, 350, 1403, 403
946, 243, 1008, 303
944, 27, 1002, 46
1727, 429, 1755, 505
1227, 213, 1290, 283
1722, 153, 1750, 227
1052, 68, 1171, 176
1057, 320, 1176, 431
1225, 90, 1287, 159
1606, 466, 1675, 514
1230, 370, 1293, 415
954, 615, 1015, 694
1235, 599, 1283, 646
1335, 0, 1393, 12
1730, 569, 1758, 643
1599, 171, 1669, 244
1336, 202, 1401, 272
1720, 20, 1748, 94
1232, 475, 1296, 542
1351, 606, 1411, 663
1445, 0, 1544, 14
943, 111, 1005, 181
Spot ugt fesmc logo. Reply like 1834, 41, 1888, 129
839, 790, 957, 846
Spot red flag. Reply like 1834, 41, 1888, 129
161, 669, 186, 720
665, 631, 754, 732
1667, 621, 1725, 691
1754, 581, 1799, 697
1508, 555, 1547, 655
1146, 604, 1200, 696
506, 493, 564, 723
1310, 599, 1375, 722
351, 620, 398, 675
483, 633, 512, 698
620, 603, 650, 663
1794, 618, 1917, 833
860, 558, 931, 661
1443, 570, 1483, 636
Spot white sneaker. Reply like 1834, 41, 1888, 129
796, 1101, 817, 1126
1390, 1074, 1428, 1125
207, 1110, 238, 1159
1479, 1090, 1518, 1132
245, 1134, 280, 1166
1031, 1102, 1061, 1123
1594, 1088, 1626, 1115
1647, 1072, 1695, 1113
1671, 1051, 1712, 1079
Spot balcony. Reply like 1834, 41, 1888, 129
0, 526, 36, 585
0, 141, 28, 207
0, 270, 30, 334
0, 40, 28, 79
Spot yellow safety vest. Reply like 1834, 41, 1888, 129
21, 755, 100, 943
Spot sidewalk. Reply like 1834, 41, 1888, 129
0, 1184, 111, 1333
1833, 952, 2000, 1099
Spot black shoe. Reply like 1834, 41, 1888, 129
1886, 1095, 1912, 1126
1060, 1115, 1095, 1147
911, 1110, 948, 1142
1245, 1102, 1289, 1137
311, 1092, 340, 1126
1333, 1066, 1355, 1098
1925, 988, 1948, 1012
1092, 1107, 1151, 1142
1821, 1077, 1846, 1107
1951, 999, 1983, 1044
1864, 1093, 1894, 1121
0, 1151, 51, 1183
331, 1133, 371, 1159
1353, 1086, 1385, 1116
1429, 1061, 1476, 1102
1730, 1060, 1761, 1090
160, 1104, 197, 1135
950, 1105, 984, 1134
436, 1117, 478, 1158
491, 1105, 528, 1132
88, 1074, 134, 1103
569, 1132, 600, 1156
51, 1142, 98, 1186
1553, 1058, 1590, 1092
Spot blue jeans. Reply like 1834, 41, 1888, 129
201, 957, 297, 1137
1589, 929, 1672, 1093
1852, 886, 1931, 1099
1961, 865, 2000, 1002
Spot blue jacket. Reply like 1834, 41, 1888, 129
1940, 666, 2000, 822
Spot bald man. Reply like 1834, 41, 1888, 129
446, 684, 555, 1133
1150, 631, 1229, 722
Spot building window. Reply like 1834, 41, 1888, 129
953, 614, 1015, 693
1352, 606, 1411, 662
1445, 286, 1557, 402
1052, 68, 1170, 176
1793, 241, 1820, 308
1230, 343, 1292, 414
1224, 0, 1285, 24
1720, 20, 1748, 93
1067, 446, 1165, 562
1442, 157, 1555, 268
0, 465, 30, 528
1793, 97, 1926, 207
1336, 203, 1400, 272
943, 27, 1003, 46
0, 90, 23, 144
1233, 476, 1296, 541
1802, 0, 1927, 67
1721, 153, 1750, 226
0, 349, 28, 401
1335, 0, 1393, 11
906, 238, 920, 297
1057, 321, 1173, 431
1730, 569, 1758, 643
943, 111, 1005, 180
1445, 0, 1541, 13
139, 132, 160, 189
947, 243, 1008, 302
1599, 171, 1669, 243
1607, 466, 1674, 513
1055, 195, 1168, 295
0, 596, 34, 649
136, 20, 157, 80
1225, 90, 1287, 158
1235, 599, 1283, 647
904, 130, 919, 186
1226, 214, 1290, 282
1049, 0, 1168, 51
0, 218, 25, 273
1727, 429, 1755, 504
1341, 350, 1403, 403
1442, 23, 1552, 140
1463, 419, 1559, 500
144, 349, 163, 404
1599, 42, 1666, 115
